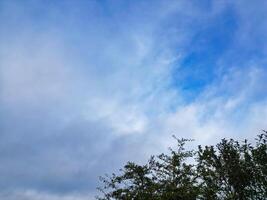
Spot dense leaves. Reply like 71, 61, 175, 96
97, 132, 267, 200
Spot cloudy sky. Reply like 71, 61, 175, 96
1, 0, 267, 199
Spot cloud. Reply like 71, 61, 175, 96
0, 190, 94, 200
0, 0, 267, 199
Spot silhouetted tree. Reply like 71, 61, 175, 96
97, 131, 267, 200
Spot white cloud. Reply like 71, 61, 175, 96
0, 190, 94, 200
0, 0, 267, 199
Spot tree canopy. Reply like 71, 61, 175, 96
97, 131, 267, 200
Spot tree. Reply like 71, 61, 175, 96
97, 131, 267, 200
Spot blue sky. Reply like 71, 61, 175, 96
1, 0, 267, 199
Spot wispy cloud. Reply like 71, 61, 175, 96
0, 0, 266, 198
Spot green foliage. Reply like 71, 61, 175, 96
97, 132, 267, 200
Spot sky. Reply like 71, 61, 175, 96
0, 0, 267, 199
